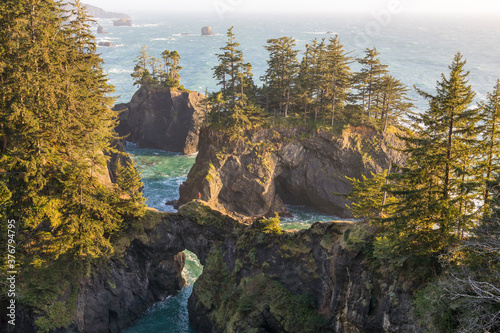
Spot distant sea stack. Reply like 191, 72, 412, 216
114, 86, 207, 155
201, 26, 214, 36
98, 41, 114, 47
97, 25, 105, 34
113, 18, 133, 26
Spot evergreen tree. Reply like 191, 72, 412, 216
379, 75, 413, 132
0, 0, 146, 264
345, 170, 397, 221
161, 50, 182, 87
353, 48, 389, 118
384, 53, 478, 256
214, 27, 243, 110
324, 36, 353, 126
262, 37, 299, 118
477, 80, 500, 214
131, 46, 153, 86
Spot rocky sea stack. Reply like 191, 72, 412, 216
177, 125, 405, 218
113, 18, 132, 26
114, 86, 207, 154
201, 26, 214, 36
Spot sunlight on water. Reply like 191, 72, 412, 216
281, 205, 356, 230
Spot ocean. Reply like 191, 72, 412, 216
95, 11, 500, 332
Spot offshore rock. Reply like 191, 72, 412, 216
114, 86, 206, 154
113, 18, 132, 26
201, 26, 214, 36
178, 125, 406, 218
98, 41, 114, 47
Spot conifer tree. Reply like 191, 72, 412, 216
353, 48, 389, 118
214, 27, 243, 110
263, 37, 299, 118
324, 36, 353, 126
384, 53, 478, 256
132, 46, 153, 86
478, 80, 500, 214
1, 0, 146, 263
379, 75, 413, 132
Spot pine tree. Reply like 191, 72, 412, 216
0, 0, 146, 263
379, 75, 413, 132
384, 53, 479, 256
214, 27, 243, 110
353, 48, 389, 118
262, 37, 299, 118
345, 170, 397, 221
160, 50, 182, 87
131, 46, 152, 86
324, 36, 353, 126
477, 80, 500, 215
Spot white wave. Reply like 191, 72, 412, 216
150, 37, 174, 41
306, 31, 337, 35
132, 23, 161, 28
107, 68, 131, 74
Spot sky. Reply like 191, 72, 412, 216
82, 0, 500, 16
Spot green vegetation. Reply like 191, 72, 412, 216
131, 46, 184, 89
345, 54, 500, 332
205, 29, 413, 135
0, 1, 146, 330
194, 246, 329, 332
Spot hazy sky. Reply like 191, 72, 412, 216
82, 0, 500, 16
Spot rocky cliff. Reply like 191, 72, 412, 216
178, 125, 405, 218
115, 86, 206, 154
10, 201, 422, 333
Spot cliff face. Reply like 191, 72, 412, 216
178, 125, 405, 218
115, 86, 206, 154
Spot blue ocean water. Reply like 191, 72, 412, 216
101, 12, 500, 332
96, 13, 500, 109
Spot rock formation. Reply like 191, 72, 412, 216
97, 25, 106, 34
114, 86, 206, 154
177, 125, 406, 218
181, 201, 422, 333
98, 41, 114, 47
12, 201, 423, 332
113, 18, 132, 27
201, 26, 214, 36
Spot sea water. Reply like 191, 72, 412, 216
100, 12, 500, 332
